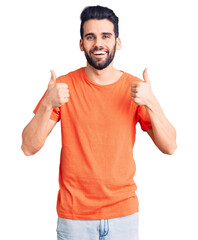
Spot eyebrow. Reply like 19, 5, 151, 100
84, 33, 94, 38
102, 32, 113, 36
84, 32, 113, 38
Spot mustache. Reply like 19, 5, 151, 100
90, 47, 109, 53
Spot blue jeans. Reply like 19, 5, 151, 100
57, 212, 139, 240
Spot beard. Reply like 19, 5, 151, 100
83, 44, 117, 70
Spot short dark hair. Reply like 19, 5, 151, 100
80, 5, 119, 39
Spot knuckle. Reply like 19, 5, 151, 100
55, 85, 60, 91
62, 83, 68, 89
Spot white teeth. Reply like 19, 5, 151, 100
93, 51, 106, 55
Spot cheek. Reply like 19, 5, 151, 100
82, 41, 92, 52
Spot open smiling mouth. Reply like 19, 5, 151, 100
91, 50, 108, 58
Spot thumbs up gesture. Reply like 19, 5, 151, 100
131, 68, 154, 107
44, 70, 70, 109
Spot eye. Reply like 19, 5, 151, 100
86, 36, 94, 40
103, 35, 110, 39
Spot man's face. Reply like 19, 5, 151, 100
80, 19, 121, 70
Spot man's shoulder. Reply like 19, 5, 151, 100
56, 68, 83, 83
123, 71, 143, 83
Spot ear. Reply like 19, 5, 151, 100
79, 39, 84, 52
116, 37, 121, 50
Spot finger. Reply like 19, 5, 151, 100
131, 96, 137, 104
63, 89, 70, 97
131, 82, 138, 89
131, 86, 138, 94
143, 68, 150, 83
56, 83, 69, 89
49, 70, 56, 85
130, 90, 137, 97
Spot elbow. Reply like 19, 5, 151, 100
21, 142, 40, 156
163, 142, 177, 155
21, 144, 34, 156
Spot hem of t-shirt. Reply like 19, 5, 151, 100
49, 114, 60, 122
141, 125, 152, 131
57, 209, 139, 220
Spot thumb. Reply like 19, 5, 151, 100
143, 68, 150, 83
49, 70, 56, 85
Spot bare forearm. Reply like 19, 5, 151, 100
21, 70, 70, 156
131, 68, 177, 154
146, 95, 177, 154
21, 100, 55, 156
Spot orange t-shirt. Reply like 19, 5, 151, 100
34, 67, 152, 220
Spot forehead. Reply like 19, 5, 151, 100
83, 19, 114, 36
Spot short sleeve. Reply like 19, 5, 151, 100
136, 105, 152, 131
33, 91, 60, 122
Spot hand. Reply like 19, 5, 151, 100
44, 70, 70, 109
130, 68, 154, 108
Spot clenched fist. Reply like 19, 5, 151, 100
44, 70, 70, 109
131, 68, 154, 108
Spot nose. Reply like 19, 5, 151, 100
93, 37, 103, 49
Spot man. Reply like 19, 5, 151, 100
21, 5, 177, 240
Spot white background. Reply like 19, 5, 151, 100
0, 0, 197, 239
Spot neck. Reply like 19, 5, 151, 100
84, 62, 122, 85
